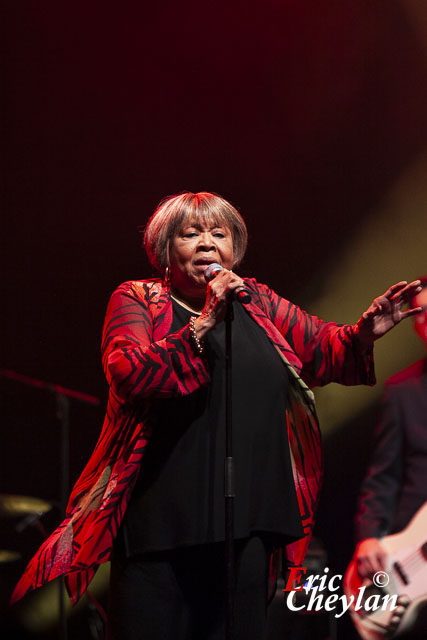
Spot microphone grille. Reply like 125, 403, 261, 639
204, 263, 223, 282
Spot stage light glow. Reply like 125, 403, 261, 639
311, 153, 427, 434
16, 562, 109, 633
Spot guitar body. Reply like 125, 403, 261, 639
344, 501, 427, 640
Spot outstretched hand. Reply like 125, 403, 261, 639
356, 280, 422, 347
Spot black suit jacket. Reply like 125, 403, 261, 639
356, 359, 427, 541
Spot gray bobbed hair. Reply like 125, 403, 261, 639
143, 192, 248, 274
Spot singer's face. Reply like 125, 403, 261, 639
169, 221, 234, 299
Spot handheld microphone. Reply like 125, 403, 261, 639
204, 263, 251, 304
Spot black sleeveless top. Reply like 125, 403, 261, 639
118, 299, 304, 554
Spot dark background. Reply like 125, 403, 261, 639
2, 1, 427, 638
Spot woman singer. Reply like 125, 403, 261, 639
12, 191, 422, 640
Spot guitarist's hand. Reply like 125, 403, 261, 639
354, 537, 388, 580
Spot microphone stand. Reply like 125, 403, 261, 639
224, 303, 235, 640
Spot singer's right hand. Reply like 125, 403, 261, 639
194, 269, 245, 339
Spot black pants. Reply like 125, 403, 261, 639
107, 536, 271, 640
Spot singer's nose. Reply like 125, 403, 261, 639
198, 232, 216, 250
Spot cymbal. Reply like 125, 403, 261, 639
0, 494, 52, 518
0, 549, 21, 564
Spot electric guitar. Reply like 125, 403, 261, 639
343, 501, 427, 640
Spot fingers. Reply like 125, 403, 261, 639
400, 306, 423, 319
383, 281, 408, 298
391, 281, 422, 307
201, 269, 244, 323
366, 280, 422, 317
208, 268, 244, 299
357, 557, 382, 580
355, 538, 387, 580
386, 280, 421, 301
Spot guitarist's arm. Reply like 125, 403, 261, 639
354, 385, 404, 578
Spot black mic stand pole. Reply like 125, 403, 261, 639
224, 302, 235, 640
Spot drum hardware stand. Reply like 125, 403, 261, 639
1, 369, 99, 640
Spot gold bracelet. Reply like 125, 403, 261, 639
189, 316, 204, 355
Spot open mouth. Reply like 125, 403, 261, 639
193, 259, 218, 268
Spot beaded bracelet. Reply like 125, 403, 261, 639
189, 316, 204, 355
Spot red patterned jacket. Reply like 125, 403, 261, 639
11, 278, 375, 605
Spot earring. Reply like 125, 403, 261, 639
164, 266, 171, 287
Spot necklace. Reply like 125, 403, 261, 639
170, 294, 202, 315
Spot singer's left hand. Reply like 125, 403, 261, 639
355, 280, 422, 347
